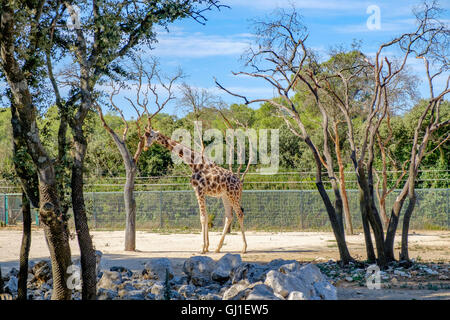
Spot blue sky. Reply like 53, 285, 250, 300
109, 0, 450, 118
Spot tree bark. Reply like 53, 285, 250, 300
71, 125, 97, 300
358, 186, 376, 262
384, 183, 408, 261
400, 184, 417, 261
357, 166, 387, 266
333, 125, 353, 235
305, 137, 353, 265
17, 192, 31, 300
0, 11, 73, 296
124, 166, 137, 251
39, 175, 73, 300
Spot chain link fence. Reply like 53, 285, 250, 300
0, 189, 449, 231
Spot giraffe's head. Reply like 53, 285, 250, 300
145, 129, 159, 148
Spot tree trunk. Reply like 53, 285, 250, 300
305, 137, 353, 265
124, 167, 137, 251
359, 186, 376, 262
400, 190, 417, 261
340, 182, 353, 235
384, 183, 409, 262
38, 175, 73, 300
358, 169, 387, 266
1, 6, 72, 300
71, 126, 97, 300
333, 125, 353, 235
17, 192, 31, 300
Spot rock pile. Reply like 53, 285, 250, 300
1, 253, 338, 300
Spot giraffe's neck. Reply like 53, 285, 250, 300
153, 131, 211, 169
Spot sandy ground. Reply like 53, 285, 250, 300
1, 228, 449, 299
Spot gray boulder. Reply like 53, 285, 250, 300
264, 270, 312, 299
123, 289, 146, 300
97, 271, 122, 291
287, 291, 307, 300
183, 256, 216, 286
222, 280, 251, 300
212, 254, 242, 283
144, 258, 174, 281
4, 276, 18, 294
229, 263, 268, 284
178, 284, 196, 299
246, 284, 280, 300
313, 280, 337, 300
95, 250, 103, 274
295, 263, 327, 287
211, 253, 242, 283
278, 262, 302, 274
97, 288, 118, 300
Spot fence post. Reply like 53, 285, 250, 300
299, 191, 304, 230
92, 191, 97, 229
4, 195, 8, 226
159, 191, 163, 229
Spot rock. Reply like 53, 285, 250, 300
168, 290, 183, 300
313, 280, 337, 300
183, 256, 216, 286
201, 293, 222, 300
211, 254, 242, 283
97, 271, 122, 291
44, 290, 52, 300
95, 250, 103, 274
278, 262, 302, 274
123, 290, 145, 300
170, 275, 188, 287
246, 284, 280, 300
40, 283, 52, 291
150, 282, 165, 296
32, 260, 52, 283
295, 263, 327, 287
264, 270, 312, 299
110, 266, 132, 278
222, 280, 251, 300
394, 270, 410, 278
8, 268, 19, 278
345, 276, 354, 282
178, 284, 196, 299
144, 258, 174, 281
423, 268, 439, 275
230, 263, 268, 284
97, 288, 118, 300
287, 291, 307, 300
267, 259, 298, 269
4, 276, 18, 294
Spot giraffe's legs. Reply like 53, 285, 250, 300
232, 203, 247, 254
196, 191, 209, 254
216, 196, 233, 253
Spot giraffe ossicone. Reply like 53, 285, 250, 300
146, 129, 247, 254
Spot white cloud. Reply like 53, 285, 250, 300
222, 0, 369, 11
151, 30, 251, 58
334, 18, 419, 34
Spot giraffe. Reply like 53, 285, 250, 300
145, 129, 247, 254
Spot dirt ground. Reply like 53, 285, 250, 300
1, 228, 449, 300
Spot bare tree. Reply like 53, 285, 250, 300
217, 3, 448, 265
96, 57, 182, 251
216, 8, 354, 264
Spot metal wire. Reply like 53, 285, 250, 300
1, 189, 448, 231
